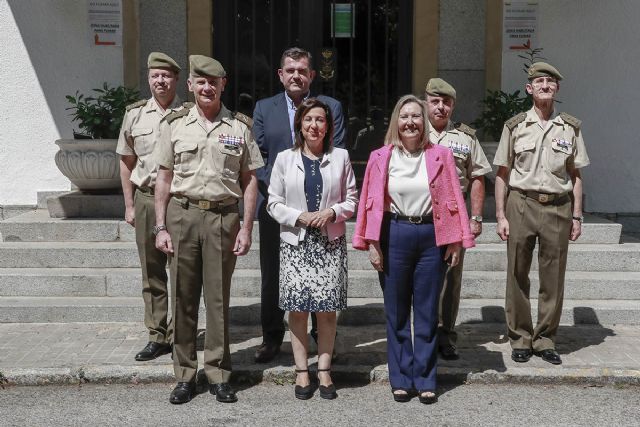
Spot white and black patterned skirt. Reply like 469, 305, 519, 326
278, 227, 348, 312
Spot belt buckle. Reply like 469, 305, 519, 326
538, 194, 549, 203
408, 216, 422, 224
198, 200, 211, 210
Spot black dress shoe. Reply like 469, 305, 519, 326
169, 382, 196, 404
135, 342, 172, 361
391, 388, 412, 403
439, 344, 460, 360
254, 342, 280, 363
511, 348, 533, 363
534, 349, 562, 365
418, 390, 438, 405
210, 383, 238, 403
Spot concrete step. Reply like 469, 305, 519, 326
1, 296, 638, 325
0, 241, 638, 271
2, 268, 640, 300
0, 210, 134, 242
0, 210, 622, 245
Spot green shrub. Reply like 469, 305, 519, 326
66, 83, 139, 139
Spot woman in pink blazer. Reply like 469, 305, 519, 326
353, 94, 474, 404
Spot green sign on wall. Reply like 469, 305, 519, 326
331, 4, 355, 38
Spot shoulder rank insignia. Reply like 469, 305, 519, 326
505, 112, 527, 131
559, 112, 581, 129
182, 102, 195, 109
164, 108, 190, 124
454, 122, 476, 138
125, 99, 147, 111
232, 111, 253, 129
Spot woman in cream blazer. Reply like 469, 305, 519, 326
267, 98, 358, 400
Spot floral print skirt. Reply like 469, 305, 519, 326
278, 227, 348, 312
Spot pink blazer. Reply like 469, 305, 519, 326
352, 144, 475, 250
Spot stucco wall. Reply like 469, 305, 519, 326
501, 0, 640, 213
139, 0, 188, 101
438, 0, 486, 127
0, 0, 122, 206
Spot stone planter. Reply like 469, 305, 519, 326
54, 138, 120, 192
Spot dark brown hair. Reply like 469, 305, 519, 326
280, 47, 313, 69
293, 98, 334, 153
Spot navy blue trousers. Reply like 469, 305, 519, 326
379, 216, 446, 391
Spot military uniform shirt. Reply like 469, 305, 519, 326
116, 97, 183, 188
430, 121, 492, 192
155, 105, 264, 201
493, 108, 590, 194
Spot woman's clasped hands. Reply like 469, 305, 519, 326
297, 209, 335, 229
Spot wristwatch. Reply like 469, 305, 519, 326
152, 224, 167, 236
470, 215, 483, 223
572, 216, 584, 223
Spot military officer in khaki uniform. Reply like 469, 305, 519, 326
117, 52, 183, 361
494, 62, 589, 365
154, 55, 263, 404
425, 78, 492, 360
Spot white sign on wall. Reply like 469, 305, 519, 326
88, 0, 122, 47
503, 2, 538, 52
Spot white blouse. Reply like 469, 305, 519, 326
387, 147, 432, 216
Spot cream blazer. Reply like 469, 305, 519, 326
267, 147, 358, 246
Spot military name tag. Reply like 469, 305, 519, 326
219, 134, 244, 151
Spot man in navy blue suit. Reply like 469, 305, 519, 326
253, 47, 346, 363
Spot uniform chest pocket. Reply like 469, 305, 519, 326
513, 141, 536, 172
548, 140, 572, 177
216, 142, 244, 179
174, 140, 198, 172
131, 128, 154, 155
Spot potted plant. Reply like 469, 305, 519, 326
54, 83, 139, 191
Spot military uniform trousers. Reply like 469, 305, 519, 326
379, 215, 446, 391
166, 196, 240, 383
505, 190, 572, 352
437, 248, 466, 348
134, 188, 171, 344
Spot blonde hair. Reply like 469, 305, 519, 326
384, 94, 430, 150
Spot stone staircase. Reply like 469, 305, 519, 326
0, 209, 639, 327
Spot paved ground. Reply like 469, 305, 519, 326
1, 322, 638, 386
1, 382, 639, 426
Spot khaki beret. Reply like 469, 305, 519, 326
527, 62, 563, 81
147, 52, 181, 73
425, 78, 456, 100
189, 55, 226, 77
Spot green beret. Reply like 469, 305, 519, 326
147, 52, 181, 73
425, 78, 456, 100
527, 62, 563, 81
189, 55, 226, 77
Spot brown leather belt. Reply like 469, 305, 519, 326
173, 195, 238, 211
512, 188, 569, 205
136, 186, 154, 195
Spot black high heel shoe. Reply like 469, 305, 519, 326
294, 369, 314, 400
418, 390, 437, 404
317, 368, 337, 400
391, 387, 412, 403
